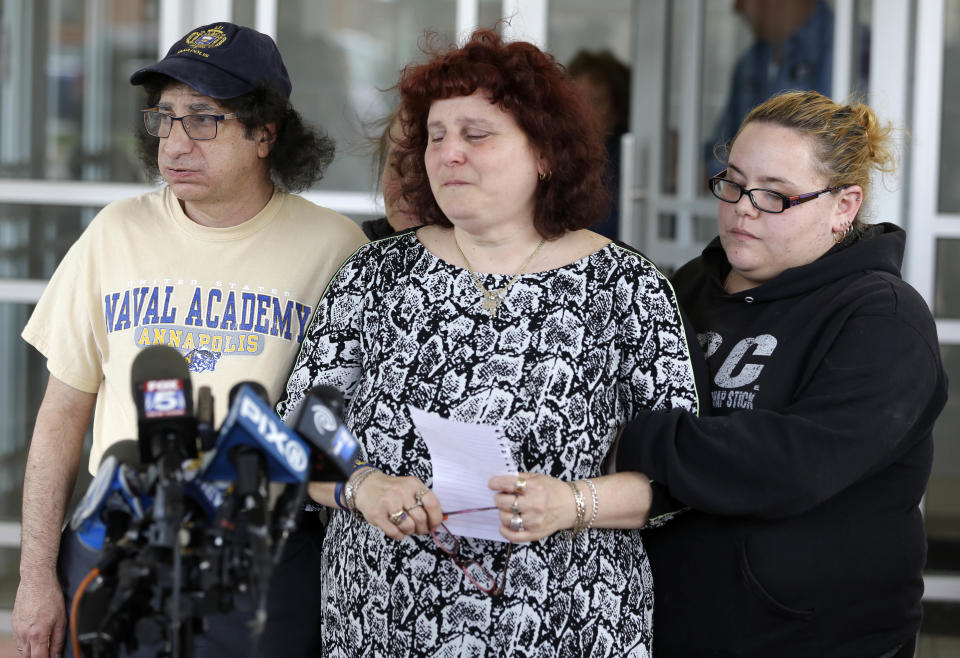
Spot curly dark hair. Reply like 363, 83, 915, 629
396, 29, 609, 239
567, 49, 631, 131
135, 75, 335, 192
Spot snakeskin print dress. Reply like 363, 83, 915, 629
277, 231, 699, 657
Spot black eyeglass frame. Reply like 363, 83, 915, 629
708, 170, 846, 214
430, 507, 513, 597
141, 109, 239, 141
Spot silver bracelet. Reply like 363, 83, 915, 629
583, 478, 599, 531
344, 466, 378, 513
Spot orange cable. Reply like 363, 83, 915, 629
70, 566, 100, 658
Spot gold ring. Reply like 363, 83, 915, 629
388, 510, 408, 524
415, 488, 429, 504
405, 499, 424, 512
513, 477, 527, 494
511, 495, 520, 514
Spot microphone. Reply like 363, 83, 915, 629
196, 385, 217, 451
286, 385, 362, 482
131, 345, 198, 466
70, 440, 145, 551
200, 381, 308, 638
230, 380, 269, 406
202, 382, 310, 485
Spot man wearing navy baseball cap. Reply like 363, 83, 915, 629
130, 22, 293, 99
15, 22, 365, 658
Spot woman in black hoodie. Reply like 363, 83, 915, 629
619, 90, 948, 657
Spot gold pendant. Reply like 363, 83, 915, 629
481, 292, 503, 318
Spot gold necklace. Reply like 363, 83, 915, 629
454, 235, 545, 318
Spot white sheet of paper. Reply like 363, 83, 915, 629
409, 406, 517, 542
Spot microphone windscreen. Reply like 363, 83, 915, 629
197, 386, 217, 451
197, 386, 213, 418
288, 386, 359, 481
131, 345, 196, 464
130, 345, 189, 398
100, 439, 141, 469
310, 385, 345, 418
229, 381, 269, 407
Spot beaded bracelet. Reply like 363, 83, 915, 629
582, 478, 599, 531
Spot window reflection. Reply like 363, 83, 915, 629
934, 238, 960, 318
478, 0, 506, 34
927, 344, 960, 570
0, 205, 95, 534
547, 0, 631, 67
0, 1, 158, 183
657, 213, 677, 240
939, 0, 960, 214
693, 215, 717, 243
277, 0, 456, 194
548, 0, 631, 239
698, 0, 870, 181
0, 548, 22, 610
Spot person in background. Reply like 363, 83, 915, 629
568, 49, 630, 240
277, 29, 704, 656
361, 105, 421, 239
13, 22, 366, 658
706, 0, 841, 176
619, 90, 946, 656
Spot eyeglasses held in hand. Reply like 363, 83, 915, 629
432, 506, 513, 597
141, 109, 238, 141
708, 170, 844, 214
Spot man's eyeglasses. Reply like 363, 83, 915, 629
142, 109, 238, 141
708, 170, 844, 214
431, 507, 513, 597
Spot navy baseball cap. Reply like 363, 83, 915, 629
130, 22, 292, 99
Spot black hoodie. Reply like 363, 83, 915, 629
618, 224, 948, 657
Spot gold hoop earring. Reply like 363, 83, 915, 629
538, 170, 552, 182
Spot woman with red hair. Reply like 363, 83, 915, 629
277, 29, 703, 655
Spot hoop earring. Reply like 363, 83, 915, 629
833, 224, 853, 244
538, 170, 552, 182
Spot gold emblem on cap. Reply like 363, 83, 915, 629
186, 25, 228, 49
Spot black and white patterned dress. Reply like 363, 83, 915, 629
278, 231, 700, 657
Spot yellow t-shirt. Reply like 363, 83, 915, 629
22, 186, 368, 473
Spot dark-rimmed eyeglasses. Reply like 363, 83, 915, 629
708, 170, 844, 214
141, 109, 238, 140
431, 507, 513, 597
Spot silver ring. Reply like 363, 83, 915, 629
511, 495, 520, 514
509, 513, 524, 532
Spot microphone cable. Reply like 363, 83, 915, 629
70, 565, 101, 658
